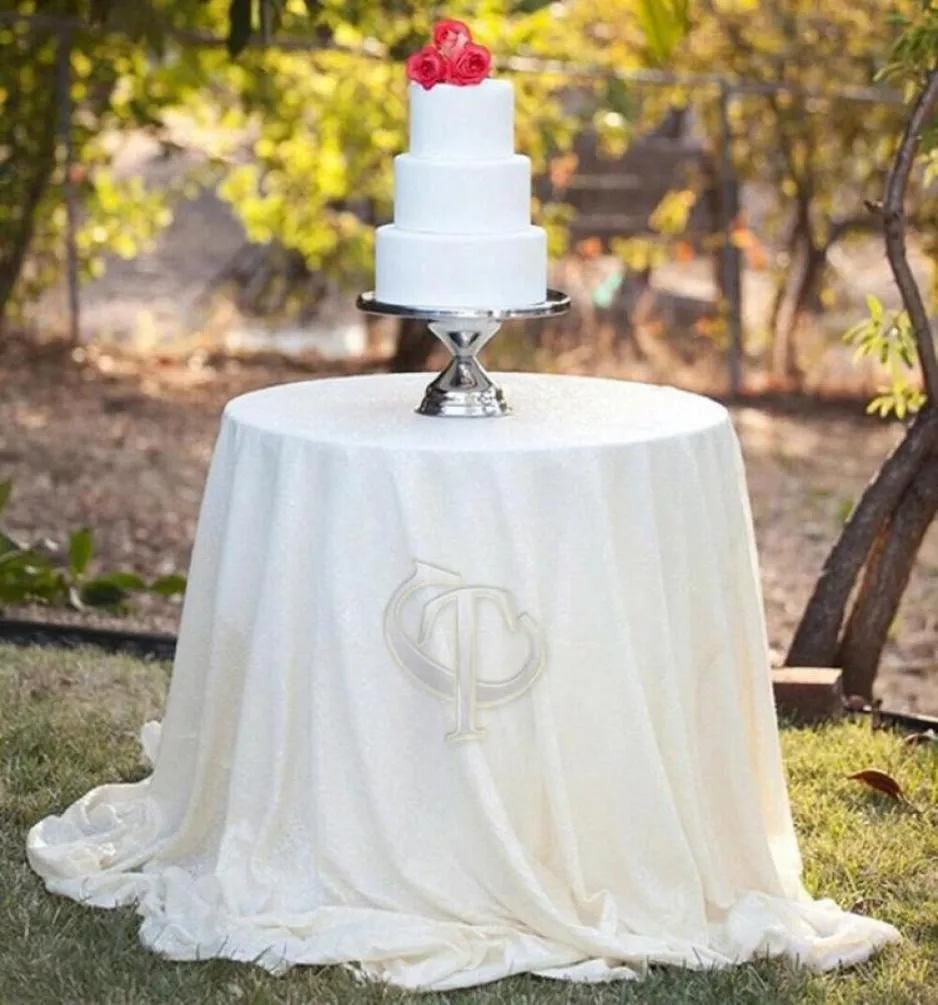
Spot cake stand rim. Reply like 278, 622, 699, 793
355, 289, 570, 322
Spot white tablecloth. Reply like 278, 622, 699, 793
28, 372, 899, 990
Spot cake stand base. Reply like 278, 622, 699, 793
356, 290, 570, 418
419, 369, 507, 418
418, 321, 506, 417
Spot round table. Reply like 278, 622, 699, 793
28, 373, 898, 990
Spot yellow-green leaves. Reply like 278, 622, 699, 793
844, 295, 926, 419
636, 0, 690, 64
649, 188, 698, 236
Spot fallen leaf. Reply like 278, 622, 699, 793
847, 768, 914, 809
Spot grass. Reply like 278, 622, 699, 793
1, 643, 936, 1005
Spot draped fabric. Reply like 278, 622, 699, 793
28, 373, 899, 990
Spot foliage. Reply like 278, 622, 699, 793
204, 0, 595, 295
0, 1, 213, 323
592, 0, 936, 368
0, 480, 185, 611
844, 295, 926, 419
1, 0, 611, 321
4, 0, 932, 345
635, 0, 690, 65
839, 1, 938, 420
682, 1, 916, 235
878, 0, 938, 87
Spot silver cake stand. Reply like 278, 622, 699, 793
356, 289, 570, 417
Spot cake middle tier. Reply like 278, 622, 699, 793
375, 224, 547, 308
394, 154, 531, 234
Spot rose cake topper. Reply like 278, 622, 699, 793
406, 20, 492, 90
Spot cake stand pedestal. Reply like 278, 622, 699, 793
356, 290, 570, 417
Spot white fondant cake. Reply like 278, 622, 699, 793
375, 79, 547, 308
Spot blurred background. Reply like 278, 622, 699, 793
1, 0, 937, 713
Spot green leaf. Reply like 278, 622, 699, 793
227, 0, 255, 57
0, 560, 67, 604
0, 479, 11, 516
150, 573, 187, 598
636, 0, 690, 64
509, 0, 555, 12
79, 579, 129, 608
866, 293, 883, 322
67, 527, 94, 577
0, 532, 22, 558
843, 318, 873, 346
89, 571, 148, 592
0, 547, 51, 571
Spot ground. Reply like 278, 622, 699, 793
2, 332, 936, 714
2, 644, 936, 1004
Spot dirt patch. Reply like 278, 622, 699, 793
1, 334, 936, 714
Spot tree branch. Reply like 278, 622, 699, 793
882, 69, 938, 405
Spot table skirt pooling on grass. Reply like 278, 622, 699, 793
27, 372, 899, 991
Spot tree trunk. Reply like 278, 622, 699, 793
770, 230, 825, 381
389, 317, 438, 373
0, 75, 58, 323
836, 456, 938, 698
768, 208, 807, 340
786, 406, 938, 667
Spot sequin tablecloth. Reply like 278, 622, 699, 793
28, 373, 899, 990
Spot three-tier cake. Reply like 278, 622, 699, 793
374, 23, 547, 308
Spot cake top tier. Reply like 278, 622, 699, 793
408, 79, 514, 160
403, 20, 512, 159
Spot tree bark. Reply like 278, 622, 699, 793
0, 75, 58, 323
771, 238, 827, 379
786, 406, 938, 667
768, 204, 808, 347
770, 198, 818, 381
881, 69, 938, 405
389, 317, 438, 372
836, 456, 938, 698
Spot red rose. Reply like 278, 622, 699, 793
406, 44, 447, 90
450, 41, 491, 85
432, 19, 471, 57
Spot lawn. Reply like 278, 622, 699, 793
1, 643, 936, 1005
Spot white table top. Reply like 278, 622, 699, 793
224, 372, 728, 450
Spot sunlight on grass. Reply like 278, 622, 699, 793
1, 644, 935, 1004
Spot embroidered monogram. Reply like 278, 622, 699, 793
384, 561, 545, 742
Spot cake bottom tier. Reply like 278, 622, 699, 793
375, 224, 547, 309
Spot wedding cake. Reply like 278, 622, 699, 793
374, 21, 547, 309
